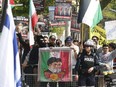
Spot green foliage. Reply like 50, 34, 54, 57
103, 0, 116, 19
100, 0, 112, 10
50, 26, 65, 36
13, 0, 29, 16
110, 0, 116, 9
98, 0, 116, 28
41, 0, 55, 15
13, 0, 55, 16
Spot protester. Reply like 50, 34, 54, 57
64, 36, 79, 87
56, 39, 63, 47
99, 44, 114, 75
48, 35, 57, 47
92, 35, 102, 55
108, 42, 116, 72
108, 42, 116, 52
65, 36, 79, 71
92, 36, 100, 48
16, 23, 30, 64
98, 44, 113, 86
40, 35, 57, 87
19, 34, 46, 87
16, 24, 35, 86
73, 39, 79, 46
43, 36, 49, 47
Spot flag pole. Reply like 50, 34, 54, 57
89, 27, 91, 39
81, 23, 84, 43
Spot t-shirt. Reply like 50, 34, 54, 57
99, 52, 114, 72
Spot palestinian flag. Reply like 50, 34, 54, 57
78, 0, 103, 29
28, 0, 38, 47
39, 48, 72, 82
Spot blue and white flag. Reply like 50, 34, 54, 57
0, 2, 21, 87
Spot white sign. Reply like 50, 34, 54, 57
105, 20, 116, 40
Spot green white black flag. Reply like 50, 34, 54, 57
78, 0, 103, 29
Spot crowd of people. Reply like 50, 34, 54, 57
16, 24, 116, 87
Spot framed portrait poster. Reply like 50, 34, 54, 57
54, 3, 72, 19
71, 14, 80, 32
33, 0, 45, 11
38, 47, 72, 82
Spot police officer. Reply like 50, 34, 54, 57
74, 39, 100, 87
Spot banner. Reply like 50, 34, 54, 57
54, 3, 72, 19
33, 0, 44, 11
50, 20, 66, 26
105, 20, 116, 40
71, 14, 80, 32
38, 47, 72, 82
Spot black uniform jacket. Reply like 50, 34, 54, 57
74, 50, 100, 76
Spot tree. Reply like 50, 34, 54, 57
100, 0, 112, 10
12, 0, 29, 16
13, 0, 55, 16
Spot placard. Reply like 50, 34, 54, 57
71, 14, 80, 31
33, 0, 45, 11
38, 47, 72, 82
105, 20, 116, 40
54, 3, 72, 19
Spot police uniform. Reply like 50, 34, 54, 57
74, 39, 100, 86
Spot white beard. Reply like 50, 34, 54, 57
57, 68, 61, 73
49, 67, 57, 73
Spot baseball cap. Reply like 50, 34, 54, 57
65, 36, 73, 43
